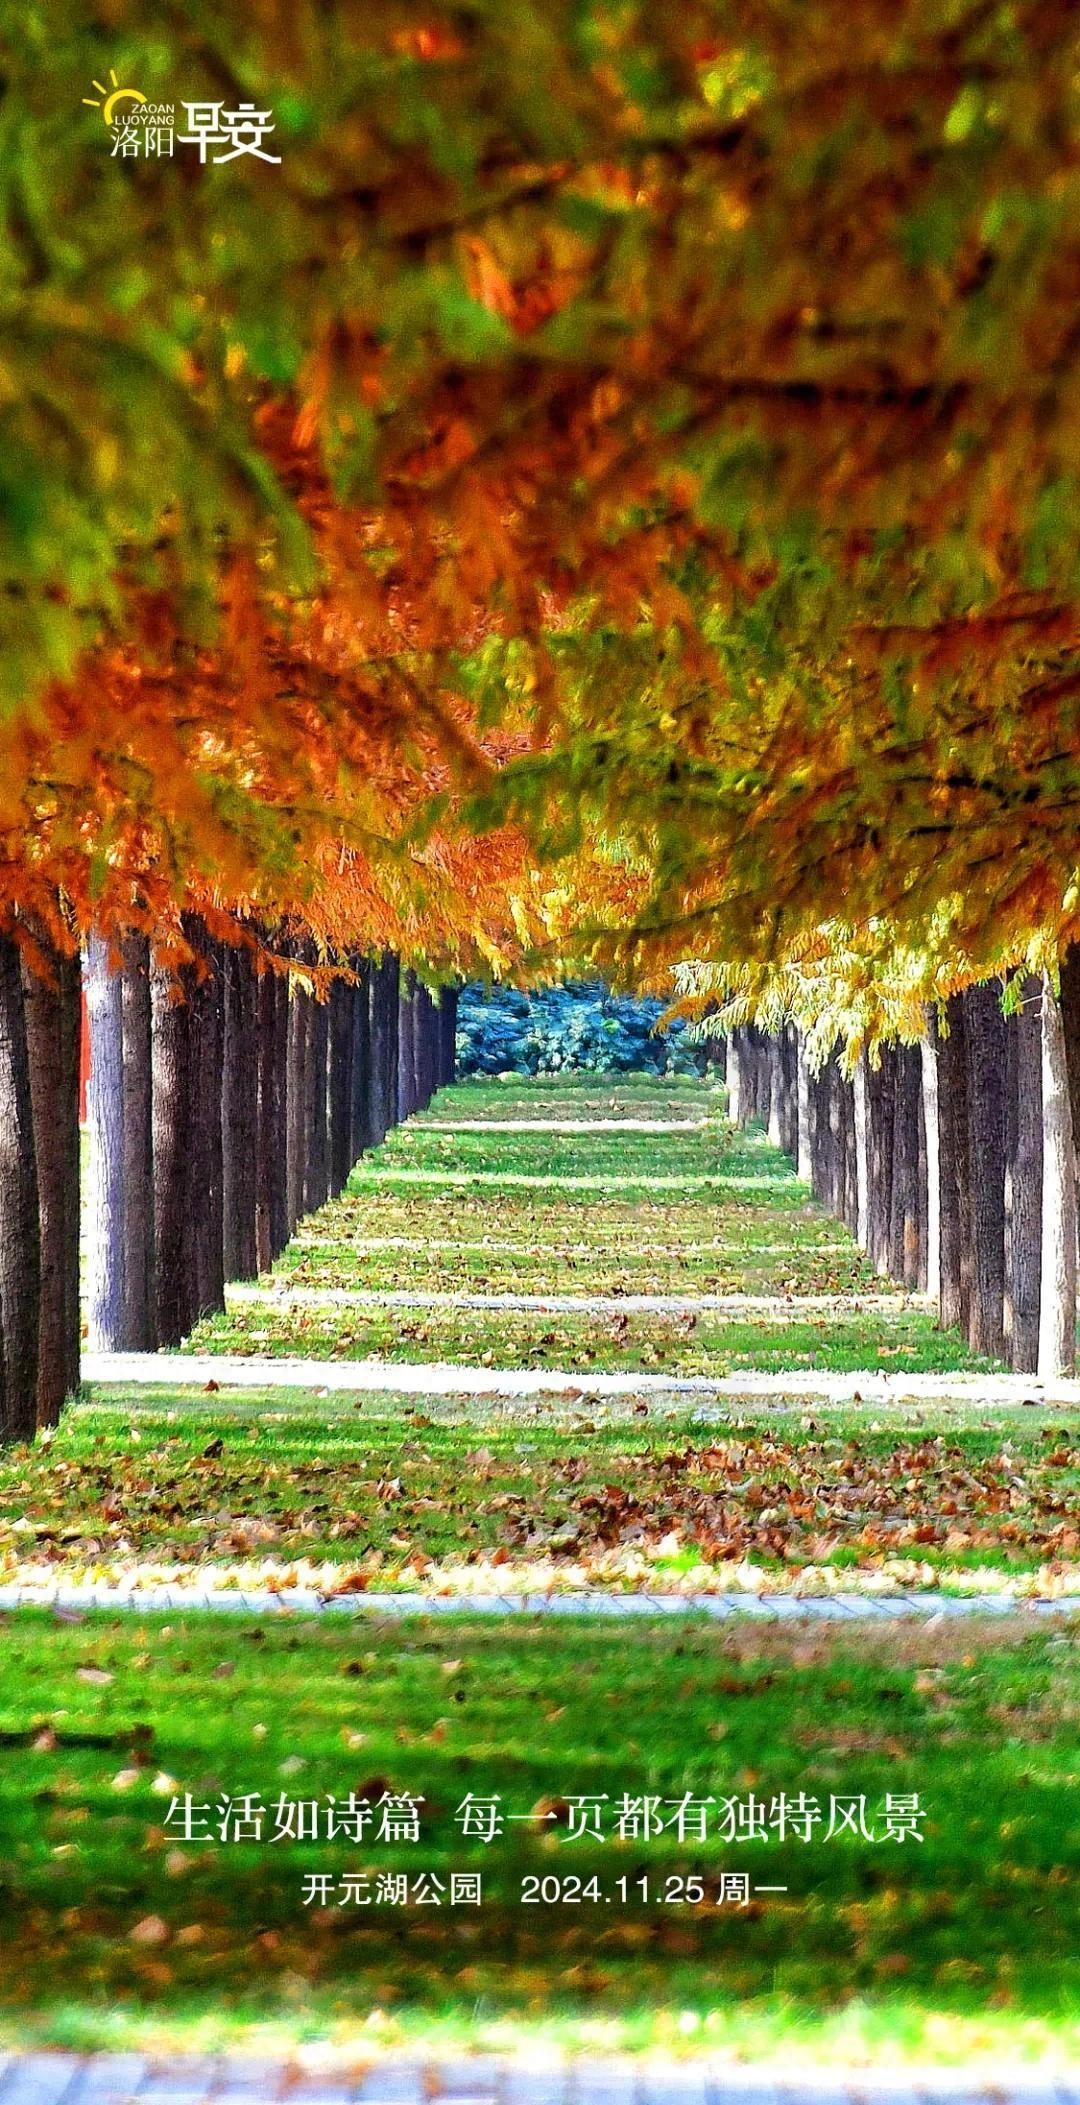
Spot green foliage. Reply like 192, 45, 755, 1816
456, 980, 703, 1075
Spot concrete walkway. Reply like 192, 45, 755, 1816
83, 1352, 1080, 1407
0, 1581, 1072, 1620
225, 1287, 927, 1318
0, 2049, 1076, 2104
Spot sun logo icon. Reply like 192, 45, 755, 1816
82, 69, 148, 124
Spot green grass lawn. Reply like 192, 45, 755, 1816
42, 1073, 1080, 2061
189, 1301, 983, 1376
5, 1389, 1077, 1589
0, 1610, 1075, 2063
184, 1088, 985, 1376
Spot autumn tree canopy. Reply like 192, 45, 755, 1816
3, 0, 1078, 977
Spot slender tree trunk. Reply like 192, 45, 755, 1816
256, 966, 289, 1268
419, 986, 439, 1109
398, 972, 417, 1122
438, 986, 458, 1089
286, 975, 309, 1235
964, 981, 1007, 1360
271, 969, 290, 1252
935, 999, 972, 1334
22, 940, 80, 1423
222, 941, 259, 1281
920, 1034, 940, 1301
1056, 944, 1080, 1185
411, 984, 426, 1113
350, 958, 373, 1158
152, 960, 192, 1347
753, 1027, 771, 1131
853, 1059, 870, 1247
767, 1037, 783, 1147
185, 922, 225, 1321
806, 1063, 822, 1198
328, 978, 354, 1197
120, 933, 156, 1348
889, 1046, 923, 1288
304, 993, 330, 1212
727, 1030, 742, 1126
825, 1056, 843, 1215
1039, 975, 1077, 1378
86, 933, 126, 1353
796, 1034, 812, 1182
866, 1052, 895, 1275
0, 935, 40, 1441
839, 1071, 858, 1233
369, 955, 399, 1142
1004, 979, 1043, 1373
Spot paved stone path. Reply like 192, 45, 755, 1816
83, 1352, 1080, 1407
0, 2051, 1076, 2103
0, 1582, 1071, 1620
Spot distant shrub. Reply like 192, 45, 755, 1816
456, 982, 704, 1077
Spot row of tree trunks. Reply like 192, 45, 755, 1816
397, 975, 448, 1120
727, 972, 1078, 1374
23, 943, 81, 1428
0, 932, 457, 1439
86, 935, 457, 1356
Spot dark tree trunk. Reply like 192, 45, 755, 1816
1040, 975, 1077, 1377
438, 985, 458, 1089
415, 986, 438, 1110
752, 1026, 771, 1130
185, 921, 225, 1321
120, 932, 156, 1348
807, 1061, 824, 1199
304, 994, 330, 1212
222, 941, 259, 1280
796, 1035, 813, 1181
935, 999, 972, 1334
328, 977, 354, 1197
866, 1051, 896, 1275
0, 935, 40, 1441
370, 955, 399, 1143
22, 939, 80, 1423
349, 957, 373, 1159
1005, 978, 1043, 1373
152, 958, 193, 1347
1056, 944, 1080, 1183
829, 1060, 847, 1222
776, 1027, 797, 1159
964, 980, 1007, 1360
86, 933, 126, 1353
286, 976, 309, 1235
726, 1027, 743, 1125
837, 1069, 858, 1234
256, 966, 289, 1268
397, 972, 417, 1122
915, 1058, 930, 1292
888, 1046, 923, 1288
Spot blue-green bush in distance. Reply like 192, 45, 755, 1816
455, 981, 705, 1077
